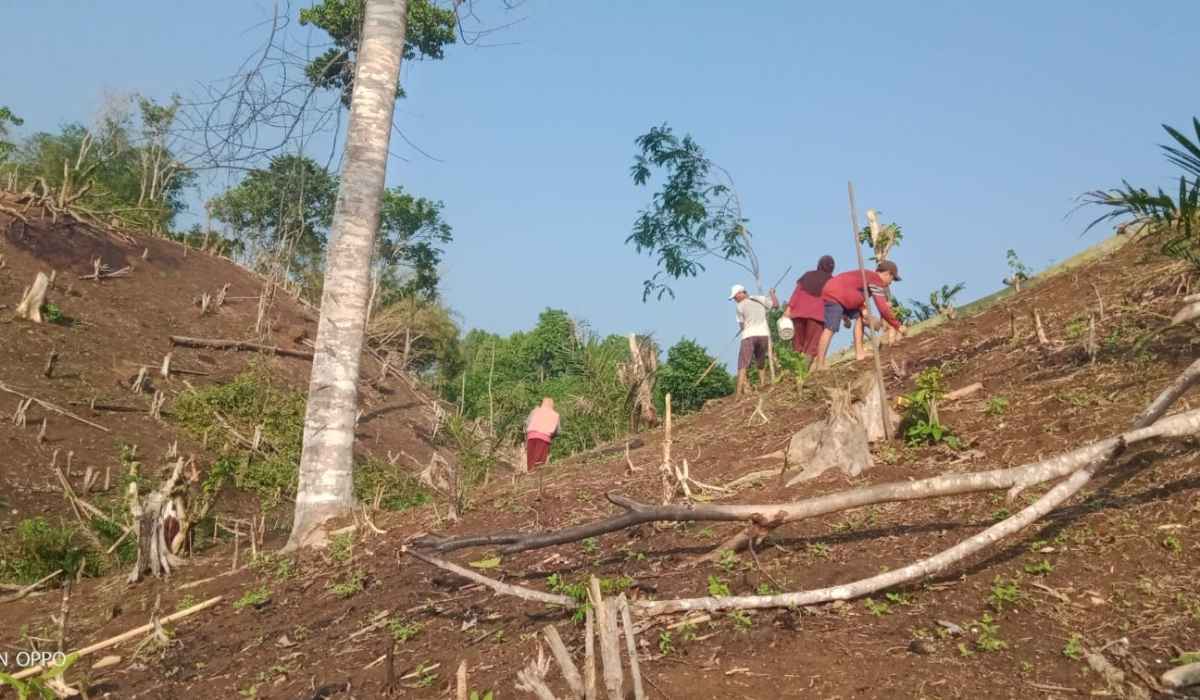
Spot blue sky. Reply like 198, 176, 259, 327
2, 1, 1198, 368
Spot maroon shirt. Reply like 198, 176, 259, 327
821, 270, 902, 330
786, 283, 824, 321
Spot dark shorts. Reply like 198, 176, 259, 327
737, 336, 769, 371
823, 301, 860, 333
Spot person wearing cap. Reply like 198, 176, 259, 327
785, 255, 835, 360
813, 260, 906, 370
730, 284, 779, 395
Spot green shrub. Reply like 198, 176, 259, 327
0, 518, 101, 583
900, 367, 962, 448
655, 338, 734, 413
353, 458, 430, 511
172, 365, 305, 508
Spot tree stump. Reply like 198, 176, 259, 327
15, 272, 50, 322
127, 459, 187, 583
784, 374, 898, 486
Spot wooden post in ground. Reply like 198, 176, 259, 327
848, 182, 892, 440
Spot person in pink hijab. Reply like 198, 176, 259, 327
524, 397, 560, 470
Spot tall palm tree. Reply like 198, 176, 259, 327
288, 0, 409, 549
1083, 118, 1200, 266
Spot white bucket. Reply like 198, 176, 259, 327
777, 315, 794, 340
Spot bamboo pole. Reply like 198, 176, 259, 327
847, 182, 892, 440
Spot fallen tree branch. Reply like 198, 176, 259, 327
167, 335, 314, 360
0, 382, 109, 432
0, 570, 63, 605
635, 441, 1124, 616
401, 546, 573, 607
412, 407, 1200, 556
11, 595, 222, 680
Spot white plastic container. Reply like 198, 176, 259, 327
777, 315, 794, 340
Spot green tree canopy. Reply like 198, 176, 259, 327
0, 106, 23, 161
2, 97, 194, 231
299, 0, 457, 106
654, 338, 733, 414
209, 154, 452, 301
628, 123, 758, 301
209, 154, 339, 276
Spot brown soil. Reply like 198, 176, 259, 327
2, 208, 1198, 700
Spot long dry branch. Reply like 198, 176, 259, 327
0, 382, 110, 432
413, 407, 1200, 556
401, 546, 573, 607
636, 441, 1124, 616
168, 335, 314, 360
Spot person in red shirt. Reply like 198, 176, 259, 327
785, 255, 835, 360
814, 260, 906, 370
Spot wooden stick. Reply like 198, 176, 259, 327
402, 546, 573, 607
847, 181, 892, 439
168, 335, 313, 360
1033, 309, 1050, 345
55, 581, 72, 652
543, 625, 584, 699
617, 594, 646, 700
44, 350, 59, 378
589, 577, 624, 700
0, 570, 63, 605
12, 595, 222, 679
944, 383, 984, 401
0, 382, 110, 432
456, 660, 468, 700
584, 606, 597, 700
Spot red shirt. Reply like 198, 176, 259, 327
821, 270, 902, 330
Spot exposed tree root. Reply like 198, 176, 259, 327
168, 335, 314, 360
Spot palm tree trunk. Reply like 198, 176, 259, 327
287, 0, 408, 549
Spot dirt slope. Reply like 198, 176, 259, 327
0, 204, 445, 567
2, 221, 1199, 700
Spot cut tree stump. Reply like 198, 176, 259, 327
15, 272, 50, 322
127, 458, 187, 582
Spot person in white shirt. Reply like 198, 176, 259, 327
729, 284, 778, 395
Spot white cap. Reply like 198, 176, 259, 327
729, 284, 746, 299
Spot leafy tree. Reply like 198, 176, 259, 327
376, 186, 453, 302
655, 339, 733, 413
2, 100, 194, 231
299, 0, 457, 106
209, 154, 339, 280
1084, 117, 1200, 267
0, 105, 22, 161
628, 123, 760, 301
444, 311, 633, 458
209, 157, 452, 302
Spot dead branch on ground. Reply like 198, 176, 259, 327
10, 596, 223, 681
0, 570, 63, 605
168, 335, 314, 359
0, 382, 110, 432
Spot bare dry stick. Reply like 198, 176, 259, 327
414, 407, 1200, 556
589, 577, 624, 700
160, 353, 172, 380
11, 596, 223, 680
0, 570, 63, 605
660, 393, 673, 504
44, 350, 59, 378
37, 417, 47, 444
168, 335, 314, 360
0, 382, 109, 432
1033, 309, 1050, 345
55, 581, 71, 652
515, 645, 558, 700
616, 594, 646, 700
456, 660, 468, 700
543, 625, 584, 699
402, 546, 573, 607
944, 383, 983, 401
584, 605, 597, 700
